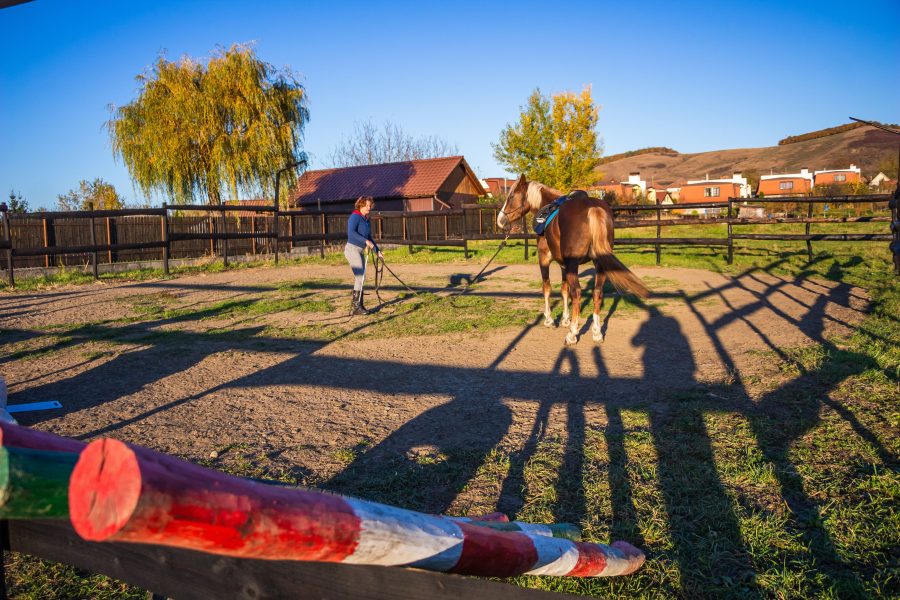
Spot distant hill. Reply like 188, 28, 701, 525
597, 124, 899, 187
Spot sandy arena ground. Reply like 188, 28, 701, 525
0, 261, 868, 514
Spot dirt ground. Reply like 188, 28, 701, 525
0, 261, 869, 515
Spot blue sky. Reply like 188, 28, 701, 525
1, 0, 897, 209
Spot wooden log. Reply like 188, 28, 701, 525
0, 423, 86, 518
6, 520, 568, 600
0, 421, 85, 453
69, 439, 644, 578
0, 446, 78, 518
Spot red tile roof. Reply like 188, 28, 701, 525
291, 156, 484, 206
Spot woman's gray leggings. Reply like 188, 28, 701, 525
344, 243, 367, 291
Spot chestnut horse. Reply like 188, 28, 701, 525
497, 175, 649, 344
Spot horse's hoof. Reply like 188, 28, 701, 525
593, 331, 604, 343
565, 333, 578, 345
561, 317, 571, 327
543, 317, 554, 327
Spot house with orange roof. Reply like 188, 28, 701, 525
290, 156, 486, 212
679, 173, 751, 204
813, 164, 861, 187
482, 177, 517, 199
757, 168, 813, 196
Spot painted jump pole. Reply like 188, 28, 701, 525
0, 422, 85, 519
69, 439, 645, 578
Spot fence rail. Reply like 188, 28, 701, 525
0, 193, 895, 287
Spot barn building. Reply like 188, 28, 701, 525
289, 156, 486, 213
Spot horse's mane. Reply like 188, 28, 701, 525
526, 181, 564, 212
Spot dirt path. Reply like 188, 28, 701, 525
0, 261, 869, 514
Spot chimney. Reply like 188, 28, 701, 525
800, 167, 810, 176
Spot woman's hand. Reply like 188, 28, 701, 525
365, 240, 375, 249
377, 251, 384, 259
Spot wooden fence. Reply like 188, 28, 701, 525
0, 194, 895, 287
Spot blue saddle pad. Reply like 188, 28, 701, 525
532, 196, 568, 236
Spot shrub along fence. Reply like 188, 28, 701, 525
0, 194, 895, 287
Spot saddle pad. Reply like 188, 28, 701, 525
532, 195, 568, 236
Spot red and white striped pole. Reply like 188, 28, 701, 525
69, 438, 644, 577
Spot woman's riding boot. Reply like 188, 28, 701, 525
357, 290, 371, 314
351, 290, 369, 316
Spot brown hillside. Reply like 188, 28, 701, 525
598, 125, 898, 187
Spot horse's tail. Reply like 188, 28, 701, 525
589, 209, 650, 299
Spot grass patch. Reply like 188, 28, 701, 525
270, 293, 532, 341
4, 554, 145, 600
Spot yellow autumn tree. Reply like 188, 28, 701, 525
494, 86, 601, 190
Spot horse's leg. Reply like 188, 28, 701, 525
564, 258, 581, 345
539, 264, 553, 327
538, 242, 554, 327
560, 264, 570, 327
592, 260, 606, 342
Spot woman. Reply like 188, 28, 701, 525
345, 196, 382, 315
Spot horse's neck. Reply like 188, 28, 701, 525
527, 182, 564, 210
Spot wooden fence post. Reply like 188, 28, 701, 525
288, 214, 295, 255
805, 203, 813, 262
221, 210, 229, 268
464, 239, 469, 260
655, 204, 662, 266
424, 216, 429, 241
727, 198, 734, 265
403, 215, 411, 254
88, 203, 98, 279
105, 217, 114, 264
207, 216, 215, 257
1, 204, 13, 288
250, 217, 256, 256
161, 203, 170, 275
42, 217, 51, 268
891, 190, 899, 275
319, 213, 326, 259
273, 203, 280, 265
444, 214, 449, 239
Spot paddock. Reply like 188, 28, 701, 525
1, 246, 895, 598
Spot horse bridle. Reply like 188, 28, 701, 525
500, 186, 529, 226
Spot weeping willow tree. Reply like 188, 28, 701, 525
109, 45, 309, 205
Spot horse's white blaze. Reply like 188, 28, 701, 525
497, 209, 509, 229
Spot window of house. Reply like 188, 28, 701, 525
834, 174, 846, 182
779, 181, 794, 190
704, 187, 720, 197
